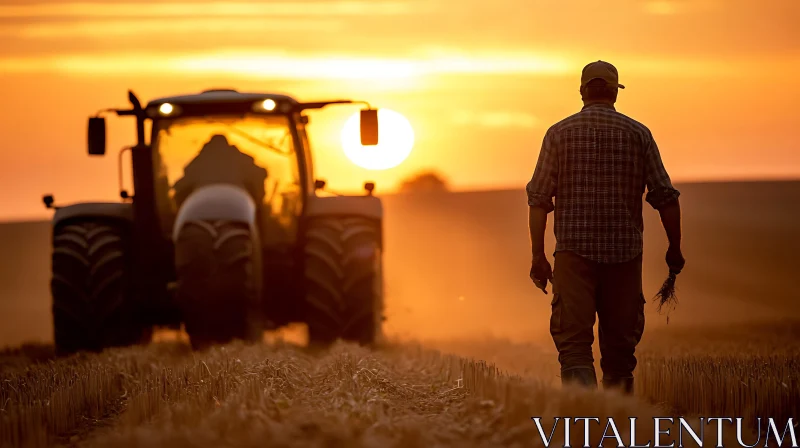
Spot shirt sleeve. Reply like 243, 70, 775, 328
643, 131, 680, 210
526, 128, 558, 213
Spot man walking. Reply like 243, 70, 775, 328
526, 61, 685, 394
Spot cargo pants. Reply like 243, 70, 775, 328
550, 250, 646, 380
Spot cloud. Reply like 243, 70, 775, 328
643, 0, 718, 15
0, 50, 573, 80
451, 110, 539, 129
644, 1, 682, 15
0, 2, 424, 18
3, 48, 792, 81
1, 18, 345, 38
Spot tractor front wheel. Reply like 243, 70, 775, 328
174, 220, 263, 350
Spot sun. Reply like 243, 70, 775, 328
341, 109, 415, 170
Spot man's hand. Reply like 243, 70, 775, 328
530, 252, 553, 294
665, 244, 685, 274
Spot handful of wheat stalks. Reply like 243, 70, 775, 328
653, 270, 680, 323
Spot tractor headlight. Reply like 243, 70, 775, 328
253, 99, 279, 113
159, 103, 177, 116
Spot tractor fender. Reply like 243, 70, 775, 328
172, 184, 258, 242
53, 202, 133, 227
305, 195, 383, 220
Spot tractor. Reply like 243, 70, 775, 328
44, 89, 385, 354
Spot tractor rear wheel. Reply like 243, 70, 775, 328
174, 220, 263, 350
303, 217, 384, 346
51, 220, 150, 356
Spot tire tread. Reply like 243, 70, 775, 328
175, 220, 262, 350
304, 216, 383, 345
51, 220, 149, 355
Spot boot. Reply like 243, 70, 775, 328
603, 376, 634, 395
561, 367, 598, 389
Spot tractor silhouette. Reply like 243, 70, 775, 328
44, 89, 384, 353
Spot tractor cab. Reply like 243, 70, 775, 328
146, 90, 309, 246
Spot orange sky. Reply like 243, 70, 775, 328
0, 0, 798, 220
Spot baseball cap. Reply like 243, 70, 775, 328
581, 60, 625, 89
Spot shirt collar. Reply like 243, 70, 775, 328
581, 102, 616, 111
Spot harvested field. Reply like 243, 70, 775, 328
433, 320, 800, 433
636, 321, 800, 427
1, 340, 664, 448
2, 321, 798, 447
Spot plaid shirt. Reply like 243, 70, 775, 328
526, 103, 680, 263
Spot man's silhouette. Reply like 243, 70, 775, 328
527, 61, 685, 393
173, 134, 267, 208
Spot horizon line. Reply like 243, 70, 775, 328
2, 177, 798, 224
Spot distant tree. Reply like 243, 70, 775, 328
398, 171, 450, 194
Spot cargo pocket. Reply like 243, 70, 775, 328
550, 293, 562, 335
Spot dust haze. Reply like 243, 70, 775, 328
2, 181, 798, 348
383, 180, 800, 343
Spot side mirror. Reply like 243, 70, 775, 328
42, 194, 55, 209
360, 109, 379, 146
88, 117, 106, 156
364, 182, 375, 196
